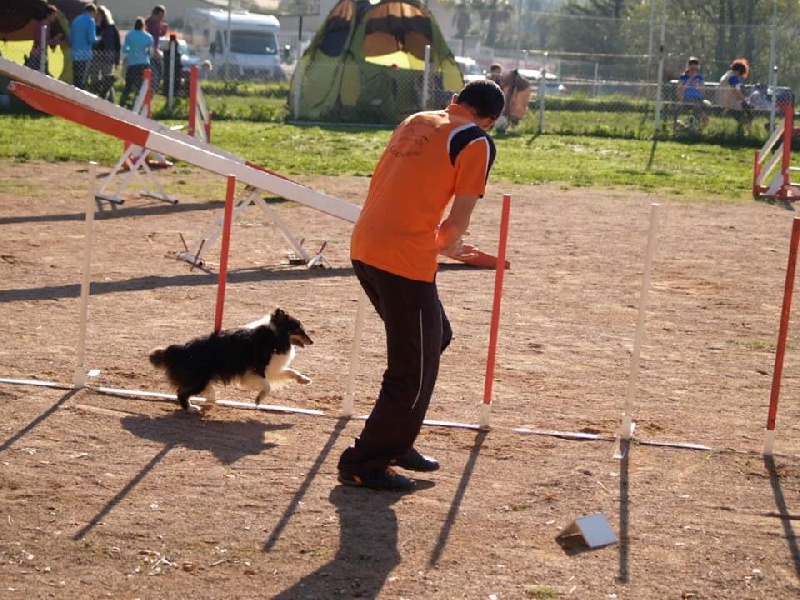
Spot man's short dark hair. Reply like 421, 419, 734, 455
456, 80, 505, 120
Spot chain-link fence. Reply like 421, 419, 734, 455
3, 4, 798, 145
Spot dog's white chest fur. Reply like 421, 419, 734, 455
264, 346, 295, 384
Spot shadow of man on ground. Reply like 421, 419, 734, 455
271, 485, 406, 599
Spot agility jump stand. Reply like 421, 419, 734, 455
175, 184, 323, 269
188, 65, 212, 143
753, 102, 800, 202
94, 70, 177, 205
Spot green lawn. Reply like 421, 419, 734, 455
0, 108, 763, 204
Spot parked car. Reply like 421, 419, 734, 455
455, 56, 486, 83
518, 68, 568, 96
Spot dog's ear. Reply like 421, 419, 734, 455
272, 307, 287, 322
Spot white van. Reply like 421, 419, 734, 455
183, 8, 282, 81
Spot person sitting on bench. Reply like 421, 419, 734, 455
716, 58, 753, 129
676, 56, 709, 129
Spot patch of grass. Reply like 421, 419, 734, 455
738, 339, 775, 351
0, 111, 760, 203
523, 585, 560, 598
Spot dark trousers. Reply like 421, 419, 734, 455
338, 260, 452, 479
120, 64, 147, 108
72, 59, 90, 90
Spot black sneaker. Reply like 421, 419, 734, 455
338, 467, 416, 491
392, 447, 440, 472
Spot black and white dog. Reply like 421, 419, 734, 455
149, 308, 313, 413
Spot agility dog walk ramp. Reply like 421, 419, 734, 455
0, 56, 360, 266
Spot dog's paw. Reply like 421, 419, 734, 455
254, 390, 267, 405
297, 374, 312, 385
185, 403, 203, 414
199, 403, 214, 415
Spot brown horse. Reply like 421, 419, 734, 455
0, 0, 87, 42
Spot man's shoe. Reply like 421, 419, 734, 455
392, 447, 440, 472
338, 467, 416, 491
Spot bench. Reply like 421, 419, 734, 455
663, 100, 774, 134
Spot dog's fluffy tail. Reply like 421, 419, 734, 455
149, 347, 168, 368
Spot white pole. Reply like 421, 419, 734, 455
538, 66, 546, 133
167, 36, 177, 111
74, 162, 98, 388
764, 429, 776, 456
293, 57, 303, 120
654, 0, 668, 134
647, 0, 656, 76
342, 289, 368, 417
768, 6, 778, 133
39, 24, 48, 74
514, 0, 522, 68
225, 0, 233, 82
422, 44, 431, 109
620, 203, 661, 440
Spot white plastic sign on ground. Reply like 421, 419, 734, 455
556, 513, 618, 551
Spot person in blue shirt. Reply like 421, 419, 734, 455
677, 56, 708, 129
120, 17, 154, 109
69, 3, 99, 90
678, 57, 705, 102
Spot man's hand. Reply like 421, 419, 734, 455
440, 240, 480, 261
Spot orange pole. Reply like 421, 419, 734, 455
214, 175, 236, 332
767, 216, 800, 430
483, 194, 512, 405
143, 69, 152, 118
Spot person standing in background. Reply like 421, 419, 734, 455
89, 5, 121, 100
119, 17, 153, 109
144, 5, 168, 93
69, 3, 98, 90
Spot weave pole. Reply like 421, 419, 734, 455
617, 203, 661, 449
764, 216, 800, 455
479, 194, 512, 429
342, 290, 368, 417
214, 176, 236, 332
74, 162, 98, 388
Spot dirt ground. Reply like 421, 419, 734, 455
1, 159, 800, 599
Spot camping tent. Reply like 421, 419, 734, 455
289, 0, 463, 124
